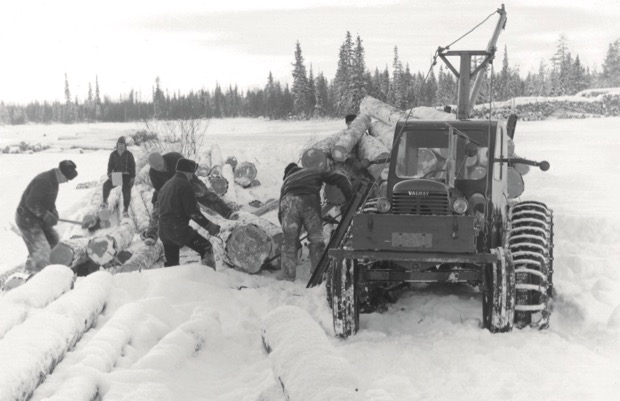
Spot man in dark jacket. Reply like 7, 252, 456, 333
279, 163, 352, 281
142, 151, 233, 244
158, 158, 221, 268
102, 136, 136, 217
16, 160, 78, 273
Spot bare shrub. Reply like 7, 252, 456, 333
142, 119, 209, 160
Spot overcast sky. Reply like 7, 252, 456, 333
1, 0, 618, 105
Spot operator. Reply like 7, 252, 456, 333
157, 158, 221, 268
15, 160, 78, 273
278, 163, 352, 281
142, 151, 233, 246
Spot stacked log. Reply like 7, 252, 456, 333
50, 237, 91, 269
87, 220, 136, 266
356, 134, 391, 180
368, 120, 396, 150
129, 185, 151, 233
234, 161, 258, 187
116, 241, 164, 273
360, 95, 407, 126
300, 132, 345, 171
331, 114, 372, 162
221, 164, 238, 204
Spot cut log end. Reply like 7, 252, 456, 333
234, 162, 258, 187
226, 224, 273, 274
208, 175, 229, 196
50, 243, 75, 266
301, 149, 329, 171
331, 146, 348, 163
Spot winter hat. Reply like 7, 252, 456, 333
283, 162, 300, 179
345, 114, 357, 125
176, 158, 198, 174
117, 136, 126, 145
59, 160, 78, 180
148, 152, 166, 172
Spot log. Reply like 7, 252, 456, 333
0, 271, 112, 401
198, 148, 212, 172
210, 143, 224, 169
140, 188, 154, 215
217, 212, 283, 273
357, 134, 391, 180
368, 120, 396, 150
207, 175, 228, 196
406, 105, 456, 120
331, 114, 372, 162
225, 155, 238, 170
116, 241, 164, 273
50, 237, 91, 268
300, 131, 346, 171
234, 161, 258, 187
261, 306, 361, 401
221, 164, 238, 204
87, 221, 136, 265
63, 180, 106, 239
360, 95, 407, 126
129, 185, 151, 233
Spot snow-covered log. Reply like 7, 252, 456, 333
134, 164, 151, 186
234, 161, 258, 187
116, 241, 164, 273
29, 303, 146, 401
87, 220, 136, 266
63, 181, 106, 239
129, 185, 151, 233
261, 306, 361, 401
406, 106, 456, 120
0, 271, 112, 401
368, 120, 396, 150
208, 174, 228, 196
50, 237, 91, 269
210, 143, 224, 170
140, 188, 154, 216
331, 114, 372, 162
0, 265, 75, 340
221, 164, 238, 204
360, 95, 407, 126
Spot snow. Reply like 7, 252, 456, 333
0, 116, 619, 400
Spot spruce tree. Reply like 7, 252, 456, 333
602, 39, 620, 87
349, 35, 367, 113
291, 41, 310, 118
333, 31, 353, 115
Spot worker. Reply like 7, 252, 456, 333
15, 160, 78, 273
142, 151, 233, 245
157, 158, 221, 268
278, 162, 352, 281
101, 136, 136, 218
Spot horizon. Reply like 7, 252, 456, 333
1, 0, 618, 105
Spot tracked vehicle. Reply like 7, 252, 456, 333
308, 5, 554, 337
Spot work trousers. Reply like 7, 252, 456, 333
162, 229, 214, 268
103, 175, 133, 211
279, 194, 324, 281
15, 212, 59, 273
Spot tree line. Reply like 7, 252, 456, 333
1, 33, 619, 125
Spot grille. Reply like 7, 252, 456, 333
392, 190, 450, 215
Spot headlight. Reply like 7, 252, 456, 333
452, 198, 468, 214
377, 198, 392, 213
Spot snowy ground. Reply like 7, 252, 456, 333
0, 117, 619, 400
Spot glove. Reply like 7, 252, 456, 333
205, 222, 221, 236
43, 211, 58, 226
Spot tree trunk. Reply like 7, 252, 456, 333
360, 95, 407, 126
331, 114, 372, 162
129, 185, 151, 233
300, 130, 346, 171
368, 120, 396, 150
233, 161, 258, 187
217, 212, 283, 274
87, 221, 136, 266
116, 241, 164, 273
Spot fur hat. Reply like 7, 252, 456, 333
176, 158, 198, 174
59, 160, 78, 180
117, 136, 126, 145
283, 162, 300, 179
148, 152, 166, 172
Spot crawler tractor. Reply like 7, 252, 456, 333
308, 5, 554, 337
